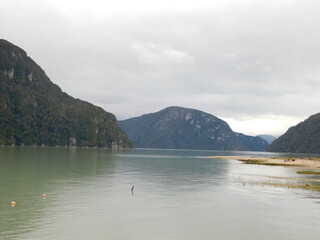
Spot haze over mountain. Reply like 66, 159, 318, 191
257, 135, 277, 144
119, 106, 269, 151
0, 39, 132, 148
267, 112, 320, 153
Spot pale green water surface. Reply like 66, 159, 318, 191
0, 147, 319, 240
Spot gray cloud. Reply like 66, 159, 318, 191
1, 0, 320, 136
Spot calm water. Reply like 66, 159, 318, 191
0, 147, 320, 240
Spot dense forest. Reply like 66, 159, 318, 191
267, 113, 320, 153
119, 106, 269, 151
0, 39, 132, 148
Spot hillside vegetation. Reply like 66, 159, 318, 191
119, 106, 269, 151
267, 113, 320, 153
0, 39, 132, 148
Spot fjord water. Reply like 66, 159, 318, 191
0, 147, 319, 240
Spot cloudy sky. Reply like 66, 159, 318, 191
1, 0, 320, 136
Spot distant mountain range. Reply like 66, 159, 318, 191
0, 39, 132, 148
267, 113, 320, 153
235, 132, 270, 151
9, 39, 318, 153
257, 134, 277, 144
119, 106, 269, 151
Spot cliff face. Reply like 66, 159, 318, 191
119, 106, 269, 151
0, 39, 132, 148
267, 113, 320, 153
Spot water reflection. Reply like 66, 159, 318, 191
0, 147, 232, 239
0, 147, 118, 239
0, 147, 320, 240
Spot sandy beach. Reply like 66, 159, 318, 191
208, 155, 320, 169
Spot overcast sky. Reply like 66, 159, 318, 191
1, 0, 320, 136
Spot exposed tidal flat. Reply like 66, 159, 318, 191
209, 155, 320, 168
209, 155, 320, 191
0, 147, 320, 240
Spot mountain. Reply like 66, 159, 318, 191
0, 39, 132, 148
235, 133, 269, 151
119, 106, 269, 151
267, 113, 320, 153
257, 134, 277, 144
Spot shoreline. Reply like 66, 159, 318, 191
208, 155, 320, 169
208, 155, 320, 191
